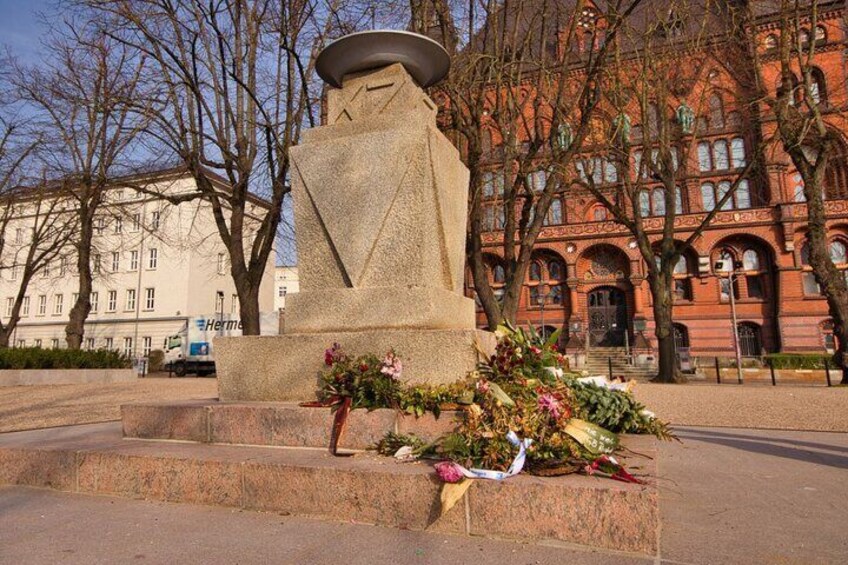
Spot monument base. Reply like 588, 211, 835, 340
215, 329, 496, 401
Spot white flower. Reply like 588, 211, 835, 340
640, 409, 656, 420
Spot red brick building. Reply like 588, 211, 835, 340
458, 1, 848, 364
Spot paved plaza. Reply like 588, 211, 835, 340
1, 424, 845, 564
0, 379, 846, 564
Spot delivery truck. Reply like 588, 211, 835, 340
163, 312, 279, 376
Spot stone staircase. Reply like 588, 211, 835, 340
0, 401, 660, 556
581, 347, 657, 380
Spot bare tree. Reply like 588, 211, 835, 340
83, 0, 371, 334
738, 0, 848, 383
0, 180, 77, 347
14, 23, 148, 349
416, 0, 645, 329
576, 0, 758, 382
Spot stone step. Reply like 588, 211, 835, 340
0, 422, 659, 555
122, 400, 459, 450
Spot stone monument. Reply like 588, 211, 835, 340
215, 30, 495, 401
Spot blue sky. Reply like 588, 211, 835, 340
0, 0, 51, 64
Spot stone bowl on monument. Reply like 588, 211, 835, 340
214, 30, 496, 401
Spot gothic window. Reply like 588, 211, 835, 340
528, 170, 547, 192
714, 140, 730, 170
701, 182, 716, 211
793, 173, 806, 202
529, 261, 542, 281
815, 25, 827, 43
548, 260, 563, 280
673, 323, 690, 348
701, 180, 751, 211
544, 199, 563, 225
830, 240, 847, 264
698, 142, 713, 171
742, 249, 761, 271
737, 322, 762, 356
730, 138, 747, 168
709, 93, 725, 129
672, 255, 693, 301
591, 205, 608, 222
647, 103, 660, 137
492, 264, 506, 283
810, 68, 827, 106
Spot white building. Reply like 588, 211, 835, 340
0, 168, 275, 357
274, 266, 299, 311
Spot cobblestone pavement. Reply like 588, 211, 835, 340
0, 377, 217, 433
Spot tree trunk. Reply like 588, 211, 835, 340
649, 276, 687, 384
237, 283, 262, 335
66, 218, 94, 349
0, 328, 11, 348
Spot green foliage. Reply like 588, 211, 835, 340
0, 347, 131, 370
764, 353, 829, 370
147, 349, 165, 372
319, 324, 673, 475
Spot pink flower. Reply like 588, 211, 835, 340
476, 379, 490, 394
324, 343, 343, 366
530, 346, 542, 355
538, 393, 562, 420
380, 351, 403, 379
434, 461, 465, 483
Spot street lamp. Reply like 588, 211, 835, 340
536, 283, 550, 340
716, 259, 744, 384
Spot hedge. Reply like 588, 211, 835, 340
0, 347, 132, 370
764, 353, 830, 370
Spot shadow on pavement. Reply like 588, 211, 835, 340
676, 428, 848, 470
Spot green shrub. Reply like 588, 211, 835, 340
0, 347, 131, 370
147, 349, 165, 372
764, 353, 829, 370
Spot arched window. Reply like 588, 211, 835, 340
492, 264, 506, 283
810, 68, 827, 106
793, 172, 806, 202
544, 199, 563, 225
730, 138, 747, 168
590, 204, 608, 222
698, 141, 713, 171
709, 93, 725, 129
715, 248, 739, 301
652, 188, 666, 216
673, 255, 688, 274
647, 103, 660, 137
716, 249, 735, 272
714, 140, 730, 170
528, 170, 547, 192
701, 183, 716, 211
742, 249, 760, 271
548, 260, 564, 280
672, 255, 693, 300
718, 181, 733, 210
737, 180, 752, 208
815, 25, 827, 43
529, 262, 542, 281
673, 323, 690, 348
830, 240, 847, 264
799, 29, 812, 48
737, 322, 762, 356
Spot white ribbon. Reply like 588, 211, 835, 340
455, 431, 533, 481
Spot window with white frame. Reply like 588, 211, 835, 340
125, 289, 136, 311
107, 290, 117, 312
15, 228, 23, 244
42, 262, 50, 278
90, 291, 99, 312
16, 339, 25, 348
105, 337, 113, 350
148, 248, 158, 269
145, 288, 155, 310
5, 297, 13, 318
10, 265, 17, 280
34, 339, 41, 348
85, 338, 95, 350
132, 213, 140, 232
217, 253, 226, 274
53, 294, 63, 315
93, 254, 101, 273
51, 338, 59, 349
123, 337, 133, 356
129, 250, 138, 271
151, 211, 160, 231
215, 292, 225, 312
231, 294, 238, 314
59, 257, 67, 276
142, 336, 152, 356
111, 252, 120, 272
37, 295, 47, 316
71, 293, 79, 307
114, 217, 123, 234
21, 296, 29, 317
95, 217, 105, 236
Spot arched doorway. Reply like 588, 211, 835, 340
588, 287, 627, 346
737, 322, 762, 357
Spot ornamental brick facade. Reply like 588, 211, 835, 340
458, 1, 848, 361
